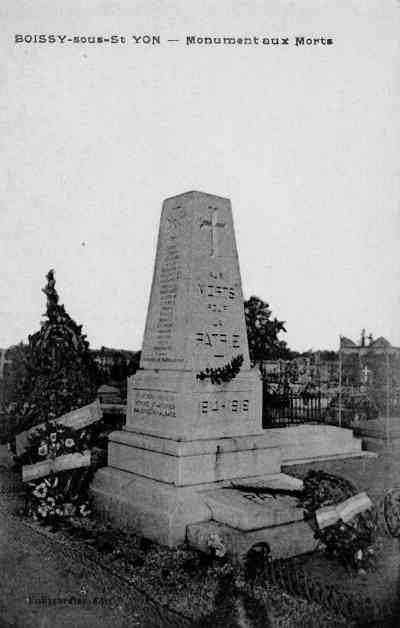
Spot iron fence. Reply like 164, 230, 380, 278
262, 387, 324, 428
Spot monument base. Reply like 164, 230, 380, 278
90, 468, 305, 549
91, 425, 365, 549
91, 429, 283, 546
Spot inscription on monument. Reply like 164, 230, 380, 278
198, 283, 236, 299
194, 334, 242, 359
199, 398, 249, 414
150, 206, 187, 359
192, 264, 244, 360
242, 493, 274, 504
134, 391, 177, 418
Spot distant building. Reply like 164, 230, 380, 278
261, 353, 339, 389
339, 332, 400, 415
340, 334, 400, 379
292, 353, 338, 388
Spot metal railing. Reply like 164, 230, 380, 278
262, 388, 324, 428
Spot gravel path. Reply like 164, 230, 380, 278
0, 469, 188, 628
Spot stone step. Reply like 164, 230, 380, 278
230, 472, 303, 492
187, 519, 318, 561
283, 451, 377, 466
203, 487, 304, 531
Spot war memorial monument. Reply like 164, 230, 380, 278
91, 191, 362, 557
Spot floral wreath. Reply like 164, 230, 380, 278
21, 422, 94, 524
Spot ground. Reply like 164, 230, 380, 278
283, 451, 400, 623
0, 470, 180, 628
1, 446, 400, 627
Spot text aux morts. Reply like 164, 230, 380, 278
185, 35, 334, 46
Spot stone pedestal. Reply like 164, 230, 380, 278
125, 369, 263, 441
107, 430, 280, 486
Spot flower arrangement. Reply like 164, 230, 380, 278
207, 533, 227, 558
196, 354, 244, 385
300, 470, 378, 572
20, 422, 96, 525
18, 422, 91, 467
27, 472, 92, 523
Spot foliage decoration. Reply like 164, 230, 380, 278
27, 470, 92, 524
8, 269, 107, 525
18, 422, 90, 467
299, 470, 378, 572
384, 488, 400, 537
233, 470, 377, 572
207, 533, 227, 558
9, 269, 100, 436
196, 354, 244, 385
20, 421, 101, 525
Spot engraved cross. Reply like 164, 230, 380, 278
200, 208, 226, 256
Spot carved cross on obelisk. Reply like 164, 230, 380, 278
200, 208, 226, 256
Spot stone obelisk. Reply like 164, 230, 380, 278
127, 190, 263, 440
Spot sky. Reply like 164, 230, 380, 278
1, 0, 399, 353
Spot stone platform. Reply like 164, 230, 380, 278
90, 467, 309, 551
266, 424, 363, 464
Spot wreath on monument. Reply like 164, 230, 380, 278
299, 470, 378, 571
21, 422, 95, 524
18, 422, 91, 466
196, 354, 244, 385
